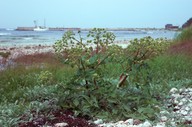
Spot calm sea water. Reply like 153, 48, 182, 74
0, 29, 178, 47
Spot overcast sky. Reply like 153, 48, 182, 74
0, 0, 191, 28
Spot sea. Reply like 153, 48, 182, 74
0, 29, 179, 47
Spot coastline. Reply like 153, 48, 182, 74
0, 40, 130, 70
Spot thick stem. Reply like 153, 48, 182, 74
80, 58, 89, 88
118, 73, 128, 87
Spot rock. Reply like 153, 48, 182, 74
170, 121, 176, 126
180, 98, 188, 103
115, 123, 128, 127
54, 122, 68, 127
188, 88, 192, 92
154, 124, 165, 127
155, 122, 166, 127
185, 106, 190, 111
142, 121, 152, 127
116, 120, 124, 124
160, 116, 168, 122
178, 102, 184, 106
94, 119, 103, 124
180, 110, 188, 115
171, 94, 180, 99
124, 119, 134, 125
133, 119, 142, 125
173, 99, 179, 104
170, 88, 178, 94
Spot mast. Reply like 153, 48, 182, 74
44, 19, 46, 28
34, 20, 38, 28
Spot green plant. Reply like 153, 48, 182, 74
175, 26, 192, 42
0, 51, 11, 58
37, 70, 53, 85
116, 36, 170, 87
54, 28, 115, 88
53, 29, 167, 121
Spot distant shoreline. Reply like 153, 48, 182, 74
1, 27, 178, 31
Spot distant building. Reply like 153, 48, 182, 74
165, 24, 179, 30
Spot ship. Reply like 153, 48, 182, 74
33, 20, 48, 31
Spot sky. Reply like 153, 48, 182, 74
0, 0, 192, 28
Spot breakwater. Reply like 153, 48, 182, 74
15, 27, 81, 31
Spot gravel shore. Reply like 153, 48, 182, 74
93, 88, 192, 127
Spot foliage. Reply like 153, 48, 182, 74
54, 28, 116, 88
0, 51, 11, 58
175, 26, 192, 42
1, 28, 192, 126
148, 54, 192, 83
114, 36, 170, 87
53, 29, 171, 121
37, 70, 53, 85
0, 64, 74, 103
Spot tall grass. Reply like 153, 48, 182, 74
149, 54, 192, 81
175, 26, 192, 42
0, 61, 75, 103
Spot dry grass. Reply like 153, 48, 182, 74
169, 41, 192, 55
13, 52, 58, 65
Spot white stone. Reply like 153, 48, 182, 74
94, 119, 103, 124
54, 122, 68, 127
116, 120, 124, 124
188, 88, 192, 92
105, 123, 114, 127
180, 110, 188, 115
185, 116, 192, 121
141, 121, 152, 127
160, 116, 168, 122
185, 89, 190, 92
170, 88, 178, 94
185, 106, 190, 111
160, 111, 169, 115
154, 124, 165, 127
188, 102, 192, 107
178, 102, 184, 106
173, 100, 179, 104
116, 123, 128, 127
179, 88, 185, 93
170, 122, 176, 126
124, 119, 134, 125
171, 94, 180, 99
180, 98, 188, 103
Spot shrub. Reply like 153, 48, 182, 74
0, 51, 11, 58
37, 70, 53, 85
53, 29, 169, 121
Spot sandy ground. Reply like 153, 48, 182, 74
0, 41, 130, 61
0, 45, 54, 59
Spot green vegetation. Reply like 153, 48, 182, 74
0, 28, 192, 126
175, 26, 192, 42
0, 51, 11, 58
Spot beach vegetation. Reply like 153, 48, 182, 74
0, 51, 11, 58
0, 28, 192, 126
175, 26, 192, 42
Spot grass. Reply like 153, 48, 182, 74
0, 53, 75, 103
175, 26, 192, 42
149, 54, 192, 82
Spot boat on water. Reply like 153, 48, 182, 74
33, 26, 48, 31
33, 19, 48, 31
